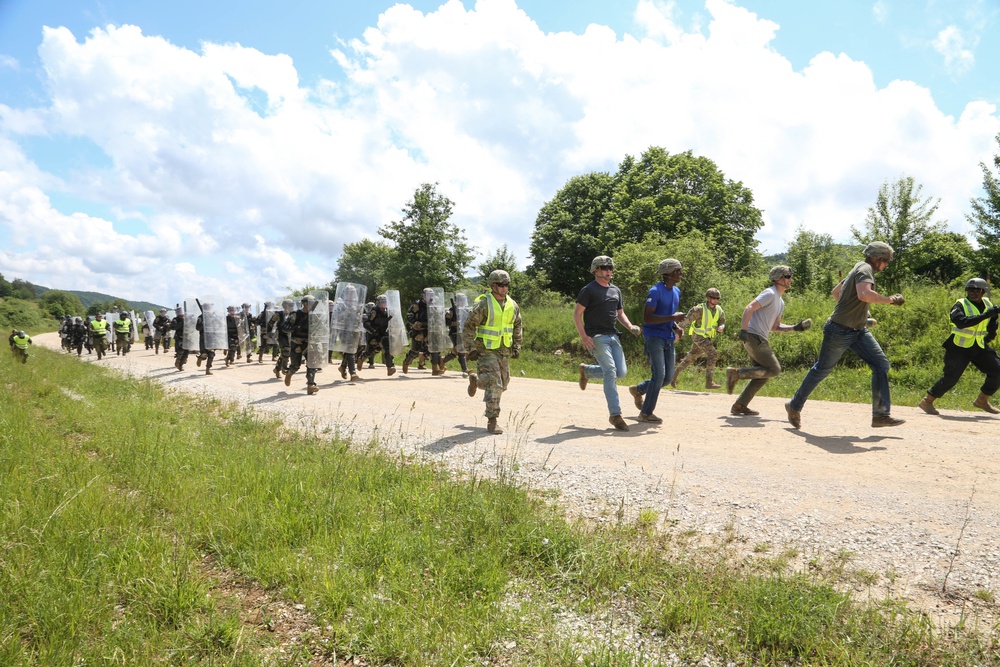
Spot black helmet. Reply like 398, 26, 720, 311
119, 311, 128, 319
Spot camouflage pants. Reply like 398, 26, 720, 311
675, 335, 719, 378
474, 351, 509, 419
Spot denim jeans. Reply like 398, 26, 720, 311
635, 336, 675, 415
789, 320, 891, 416
583, 334, 627, 416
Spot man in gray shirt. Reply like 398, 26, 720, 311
785, 242, 906, 429
726, 266, 811, 416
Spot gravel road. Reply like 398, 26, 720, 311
38, 333, 1000, 627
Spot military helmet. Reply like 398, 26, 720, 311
657, 258, 682, 276
301, 294, 317, 304
488, 270, 511, 285
227, 306, 237, 313
705, 288, 721, 299
376, 294, 387, 303
160, 308, 167, 313
119, 311, 128, 318
281, 298, 295, 310
241, 302, 251, 308
863, 241, 895, 261
590, 256, 614, 273
966, 278, 990, 292
769, 265, 793, 282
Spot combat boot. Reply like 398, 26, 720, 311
402, 358, 410, 374
387, 366, 396, 376
918, 394, 939, 415
467, 373, 478, 397
307, 385, 319, 395
973, 392, 1000, 414
339, 364, 347, 379
706, 372, 721, 389
350, 374, 360, 382
487, 417, 503, 434
284, 372, 293, 387
205, 369, 213, 376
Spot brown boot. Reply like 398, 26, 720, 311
487, 417, 504, 434
284, 372, 292, 387
387, 366, 396, 376
205, 369, 213, 376
339, 364, 347, 379
725, 367, 739, 394
350, 374, 360, 382
670, 371, 679, 388
467, 373, 478, 397
918, 394, 939, 415
307, 385, 319, 395
402, 359, 410, 374
705, 373, 721, 389
973, 392, 1000, 414
578, 363, 588, 390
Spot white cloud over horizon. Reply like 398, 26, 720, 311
1, 0, 998, 307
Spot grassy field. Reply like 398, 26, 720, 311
2, 345, 998, 666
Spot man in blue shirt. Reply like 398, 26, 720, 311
628, 259, 686, 423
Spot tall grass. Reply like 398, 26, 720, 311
2, 347, 997, 665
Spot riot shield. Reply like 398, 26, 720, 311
238, 309, 253, 355
385, 290, 408, 356
262, 302, 278, 344
453, 289, 476, 353
200, 297, 227, 350
144, 310, 156, 339
130, 310, 139, 342
330, 282, 367, 353
425, 287, 449, 353
104, 312, 115, 342
182, 299, 199, 351
307, 290, 329, 369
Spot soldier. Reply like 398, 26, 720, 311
440, 292, 472, 377
171, 308, 189, 370
271, 299, 295, 378
257, 301, 277, 363
70, 317, 88, 356
239, 303, 256, 363
672, 287, 726, 389
9, 330, 31, 363
463, 270, 522, 435
59, 316, 74, 352
141, 318, 153, 350
153, 308, 172, 353
89, 313, 110, 360
363, 302, 376, 368
282, 293, 327, 395
196, 300, 226, 376
332, 283, 366, 382
224, 306, 240, 366
403, 288, 444, 374
113, 311, 133, 356
363, 294, 397, 375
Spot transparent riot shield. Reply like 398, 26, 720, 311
200, 297, 227, 350
130, 310, 139, 342
104, 312, 115, 342
238, 308, 253, 356
263, 302, 278, 345
182, 299, 199, 351
330, 282, 367, 353
425, 287, 449, 353
144, 310, 156, 338
307, 290, 330, 369
385, 290, 408, 356
453, 289, 476, 353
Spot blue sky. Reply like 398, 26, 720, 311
1, 0, 998, 306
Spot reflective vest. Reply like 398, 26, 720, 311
475, 294, 515, 350
90, 320, 108, 335
951, 297, 994, 348
12, 334, 29, 350
115, 318, 131, 334
688, 302, 721, 339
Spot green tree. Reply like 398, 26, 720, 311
476, 244, 518, 283
0, 273, 11, 298
969, 133, 1000, 279
852, 176, 945, 289
378, 183, 475, 306
605, 147, 763, 272
528, 172, 614, 296
909, 231, 975, 284
334, 239, 394, 300
785, 227, 855, 294
39, 290, 85, 319
10, 279, 35, 300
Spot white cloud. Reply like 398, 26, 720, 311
1, 0, 999, 308
872, 1, 888, 24
932, 25, 975, 75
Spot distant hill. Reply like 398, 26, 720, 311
33, 285, 166, 313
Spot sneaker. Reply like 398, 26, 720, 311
730, 402, 759, 416
467, 373, 478, 397
609, 415, 629, 431
872, 415, 905, 428
918, 395, 939, 415
636, 412, 662, 423
628, 385, 643, 410
784, 402, 801, 428
578, 363, 588, 390
725, 367, 739, 394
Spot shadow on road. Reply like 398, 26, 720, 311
421, 425, 493, 453
790, 431, 896, 454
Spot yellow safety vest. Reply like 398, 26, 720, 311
115, 318, 131, 334
688, 302, 721, 339
951, 297, 993, 348
475, 294, 515, 350
90, 320, 108, 335
12, 335, 29, 350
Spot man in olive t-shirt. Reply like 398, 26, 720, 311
785, 242, 906, 429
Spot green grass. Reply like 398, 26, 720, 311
2, 346, 998, 665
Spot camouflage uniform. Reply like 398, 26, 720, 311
462, 291, 522, 421
673, 294, 726, 388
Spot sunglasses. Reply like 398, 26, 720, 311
495, 283, 510, 288
597, 265, 614, 271
781, 274, 792, 279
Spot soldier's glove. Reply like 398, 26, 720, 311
889, 294, 905, 306
467, 350, 480, 361
511, 348, 520, 359
988, 305, 1000, 317
737, 329, 750, 342
793, 318, 812, 332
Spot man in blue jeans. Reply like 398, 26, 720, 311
785, 241, 906, 429
574, 255, 643, 431
627, 258, 687, 423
